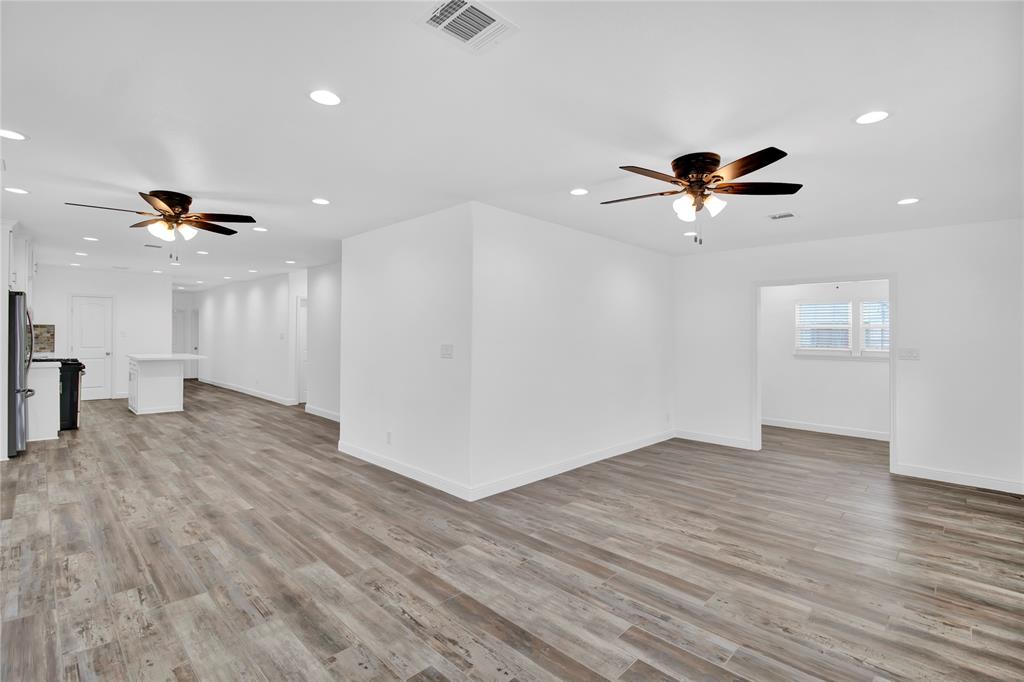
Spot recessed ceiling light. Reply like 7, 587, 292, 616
897, 197, 919, 205
153, 270, 163, 274
196, 280, 204, 284
569, 188, 589, 196
4, 187, 29, 194
682, 231, 698, 237
74, 252, 88, 256
0, 129, 27, 141
285, 260, 296, 264
252, 226, 268, 232
855, 110, 889, 125
312, 198, 330, 205
309, 90, 341, 106
176, 286, 185, 290
196, 250, 209, 255
223, 276, 232, 280
248, 269, 258, 273
69, 263, 81, 267
83, 236, 99, 242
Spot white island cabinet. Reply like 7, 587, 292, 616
127, 354, 206, 415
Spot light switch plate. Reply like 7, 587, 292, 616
896, 348, 920, 361
440, 344, 454, 359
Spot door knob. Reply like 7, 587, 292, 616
105, 351, 111, 356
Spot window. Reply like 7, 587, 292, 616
795, 302, 852, 350
861, 300, 890, 352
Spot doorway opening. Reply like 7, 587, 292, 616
755, 277, 894, 465
172, 307, 200, 379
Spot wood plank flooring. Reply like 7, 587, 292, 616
2, 380, 1022, 681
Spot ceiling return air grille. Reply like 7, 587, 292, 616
423, 0, 518, 53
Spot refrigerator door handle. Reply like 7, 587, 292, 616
25, 307, 33, 369
17, 388, 35, 398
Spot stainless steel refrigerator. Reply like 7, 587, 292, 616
7, 291, 34, 457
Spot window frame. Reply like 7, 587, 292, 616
793, 298, 889, 360
859, 300, 891, 357
793, 301, 853, 355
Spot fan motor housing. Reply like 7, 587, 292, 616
671, 152, 721, 180
149, 190, 193, 213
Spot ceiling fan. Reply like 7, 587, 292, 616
65, 190, 255, 242
602, 147, 802, 238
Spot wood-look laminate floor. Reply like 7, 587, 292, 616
2, 381, 1022, 681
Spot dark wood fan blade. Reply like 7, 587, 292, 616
129, 218, 166, 228
713, 182, 802, 195
65, 202, 157, 216
139, 192, 174, 214
181, 219, 238, 236
184, 212, 256, 223
620, 166, 685, 186
600, 190, 684, 205
713, 147, 788, 182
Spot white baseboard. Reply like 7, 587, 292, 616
890, 463, 1023, 495
128, 406, 183, 415
198, 379, 297, 406
673, 429, 758, 450
305, 404, 340, 422
339, 429, 677, 502
338, 440, 475, 500
468, 430, 678, 500
761, 417, 890, 442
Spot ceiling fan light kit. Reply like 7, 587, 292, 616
603, 147, 802, 245
65, 189, 255, 241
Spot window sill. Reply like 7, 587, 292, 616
794, 349, 890, 362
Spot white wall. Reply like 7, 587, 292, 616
32, 265, 172, 397
760, 280, 890, 440
306, 260, 342, 421
467, 203, 673, 493
339, 202, 675, 499
196, 273, 303, 404
340, 204, 475, 490
674, 219, 1023, 493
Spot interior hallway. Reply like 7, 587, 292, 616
2, 382, 1022, 681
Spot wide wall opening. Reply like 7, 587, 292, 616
756, 278, 892, 461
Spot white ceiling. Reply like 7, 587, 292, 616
2, 1, 1021, 290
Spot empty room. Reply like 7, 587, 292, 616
2, 1, 1022, 680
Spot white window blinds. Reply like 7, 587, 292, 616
861, 301, 890, 351
795, 302, 852, 350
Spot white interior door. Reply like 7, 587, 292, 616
297, 298, 308, 404
172, 308, 186, 355
188, 309, 199, 379
71, 296, 113, 400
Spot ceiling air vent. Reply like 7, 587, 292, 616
423, 0, 518, 53
769, 212, 796, 221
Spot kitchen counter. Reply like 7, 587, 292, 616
127, 354, 206, 414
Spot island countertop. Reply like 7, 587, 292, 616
127, 354, 207, 361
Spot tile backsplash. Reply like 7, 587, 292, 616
32, 324, 55, 353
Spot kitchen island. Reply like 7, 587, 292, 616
127, 354, 206, 415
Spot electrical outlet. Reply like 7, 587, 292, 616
896, 348, 920, 361
386, 431, 392, 445
440, 344, 454, 359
